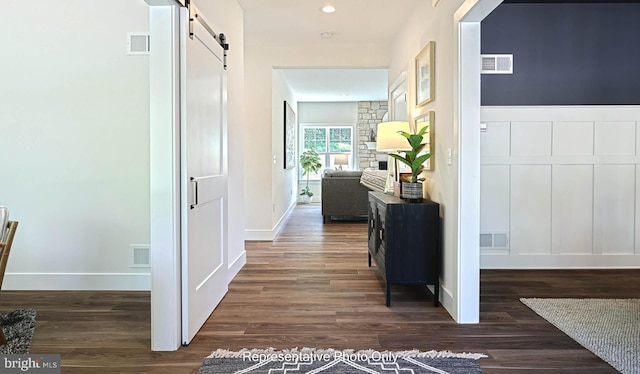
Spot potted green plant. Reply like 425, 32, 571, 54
388, 125, 431, 202
299, 148, 322, 203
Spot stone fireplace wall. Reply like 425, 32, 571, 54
357, 101, 388, 170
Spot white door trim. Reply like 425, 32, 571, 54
148, 3, 182, 351
454, 0, 502, 323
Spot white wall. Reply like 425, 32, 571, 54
299, 102, 358, 124
243, 49, 274, 235
236, 67, 298, 242
480, 106, 640, 268
0, 0, 151, 290
0, 0, 247, 291
226, 0, 247, 278
271, 70, 297, 235
387, 0, 482, 321
243, 42, 389, 240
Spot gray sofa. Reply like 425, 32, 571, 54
321, 170, 370, 223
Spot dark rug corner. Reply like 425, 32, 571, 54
199, 348, 486, 373
0, 308, 37, 354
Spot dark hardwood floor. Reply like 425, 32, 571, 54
2, 203, 638, 373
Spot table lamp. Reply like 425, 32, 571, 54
334, 154, 349, 170
376, 121, 410, 194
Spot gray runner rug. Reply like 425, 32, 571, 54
198, 348, 486, 373
521, 298, 639, 374
0, 308, 37, 354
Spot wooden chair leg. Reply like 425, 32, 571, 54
0, 242, 5, 345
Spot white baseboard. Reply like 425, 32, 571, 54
245, 201, 296, 241
438, 284, 456, 321
244, 229, 277, 241
4, 252, 249, 291
481, 254, 640, 269
3, 272, 151, 291
228, 250, 246, 281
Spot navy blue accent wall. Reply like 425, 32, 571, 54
481, 3, 640, 106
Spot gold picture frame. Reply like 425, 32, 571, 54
284, 101, 296, 170
415, 41, 435, 107
415, 111, 435, 171
389, 71, 408, 121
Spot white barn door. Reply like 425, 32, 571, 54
179, 5, 228, 345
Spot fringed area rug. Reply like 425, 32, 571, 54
521, 298, 639, 374
199, 348, 487, 373
0, 308, 37, 354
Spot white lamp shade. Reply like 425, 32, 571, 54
334, 154, 348, 165
376, 121, 411, 152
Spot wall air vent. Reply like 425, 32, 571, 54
480, 232, 509, 249
127, 33, 150, 55
481, 54, 513, 74
131, 245, 151, 267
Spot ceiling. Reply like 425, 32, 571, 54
237, 0, 424, 46
503, 0, 640, 2
237, 0, 424, 102
280, 68, 388, 102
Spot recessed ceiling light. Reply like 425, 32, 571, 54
321, 4, 336, 13
320, 32, 333, 38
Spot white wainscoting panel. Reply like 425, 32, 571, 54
510, 165, 551, 255
553, 122, 594, 156
595, 121, 636, 156
480, 164, 510, 255
552, 165, 593, 254
593, 164, 636, 255
637, 168, 640, 254
511, 122, 552, 157
480, 106, 640, 268
480, 165, 510, 232
480, 122, 510, 157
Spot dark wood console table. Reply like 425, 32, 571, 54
367, 191, 440, 307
